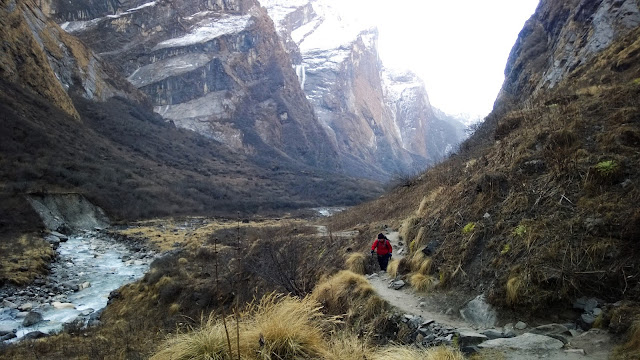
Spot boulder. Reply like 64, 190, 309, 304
1, 332, 17, 341
79, 282, 91, 290
460, 295, 497, 328
0, 325, 17, 336
515, 321, 527, 330
23, 311, 44, 327
390, 280, 406, 290
478, 333, 564, 350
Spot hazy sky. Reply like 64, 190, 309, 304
337, 0, 540, 120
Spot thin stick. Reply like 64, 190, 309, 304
236, 212, 241, 360
215, 237, 233, 358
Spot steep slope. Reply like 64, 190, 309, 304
330, 0, 640, 314
50, 0, 341, 170
262, 0, 466, 179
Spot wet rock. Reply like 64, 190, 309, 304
584, 298, 599, 313
460, 295, 497, 328
1, 333, 17, 341
79, 282, 91, 290
0, 325, 17, 336
592, 307, 603, 316
50, 231, 69, 241
23, 311, 44, 327
23, 331, 48, 340
478, 333, 564, 350
515, 321, 527, 330
456, 330, 488, 347
45, 235, 61, 249
80, 308, 94, 316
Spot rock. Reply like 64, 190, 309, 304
579, 313, 596, 330
79, 282, 91, 290
478, 333, 564, 350
18, 303, 33, 312
592, 307, 603, 316
23, 331, 48, 340
481, 329, 515, 339
456, 330, 488, 347
565, 349, 585, 355
460, 295, 497, 328
45, 235, 60, 249
515, 321, 527, 330
0, 325, 17, 336
530, 324, 569, 337
2, 300, 18, 309
445, 308, 454, 315
418, 302, 426, 308
483, 212, 491, 219
1, 333, 17, 341
50, 231, 69, 241
421, 319, 435, 327
390, 280, 405, 290
584, 298, 599, 313
80, 308, 95, 316
23, 311, 44, 327
52, 301, 76, 309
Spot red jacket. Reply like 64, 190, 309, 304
372, 238, 392, 256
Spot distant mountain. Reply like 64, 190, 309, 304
262, 0, 467, 179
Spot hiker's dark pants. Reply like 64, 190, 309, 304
377, 254, 391, 271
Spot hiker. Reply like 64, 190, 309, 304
371, 233, 392, 271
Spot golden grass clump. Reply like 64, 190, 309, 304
506, 276, 522, 305
321, 333, 374, 360
410, 250, 426, 272
400, 216, 421, 243
152, 294, 328, 360
409, 273, 435, 292
311, 270, 375, 316
387, 259, 400, 278
418, 258, 433, 275
345, 252, 366, 275
372, 345, 465, 360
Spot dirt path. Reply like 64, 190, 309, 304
364, 229, 614, 360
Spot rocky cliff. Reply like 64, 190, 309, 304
497, 0, 640, 107
262, 0, 466, 179
52, 0, 340, 170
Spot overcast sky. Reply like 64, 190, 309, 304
336, 0, 540, 120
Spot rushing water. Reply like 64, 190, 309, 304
0, 232, 152, 342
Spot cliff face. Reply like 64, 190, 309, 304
0, 0, 144, 119
497, 0, 640, 106
53, 0, 340, 169
263, 0, 466, 179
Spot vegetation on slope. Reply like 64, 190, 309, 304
329, 28, 640, 313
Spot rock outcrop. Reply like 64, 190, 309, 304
54, 0, 340, 169
263, 0, 466, 179
497, 0, 640, 106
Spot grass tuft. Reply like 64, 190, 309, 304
418, 258, 433, 275
506, 276, 522, 306
372, 345, 465, 360
409, 273, 435, 292
387, 259, 400, 278
410, 250, 426, 272
345, 252, 366, 275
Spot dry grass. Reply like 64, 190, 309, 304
409, 273, 435, 292
321, 333, 374, 360
372, 345, 464, 360
506, 276, 522, 306
311, 271, 376, 315
0, 233, 54, 285
614, 321, 640, 360
418, 258, 433, 275
387, 259, 400, 278
152, 294, 328, 360
410, 250, 426, 272
345, 252, 366, 275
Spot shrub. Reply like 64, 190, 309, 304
594, 160, 618, 176
512, 225, 527, 237
409, 273, 435, 292
311, 271, 375, 316
506, 276, 522, 306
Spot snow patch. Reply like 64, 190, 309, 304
154, 15, 253, 51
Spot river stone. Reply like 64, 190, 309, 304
478, 333, 564, 350
2, 300, 18, 309
50, 231, 69, 241
80, 308, 95, 316
23, 311, 44, 327
18, 303, 33, 312
79, 282, 91, 290
579, 313, 596, 330
23, 331, 48, 340
52, 301, 76, 309
515, 321, 527, 330
584, 298, 599, 313
1, 333, 17, 341
456, 330, 488, 347
460, 295, 497, 328
0, 325, 17, 336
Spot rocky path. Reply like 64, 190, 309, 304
364, 229, 614, 359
